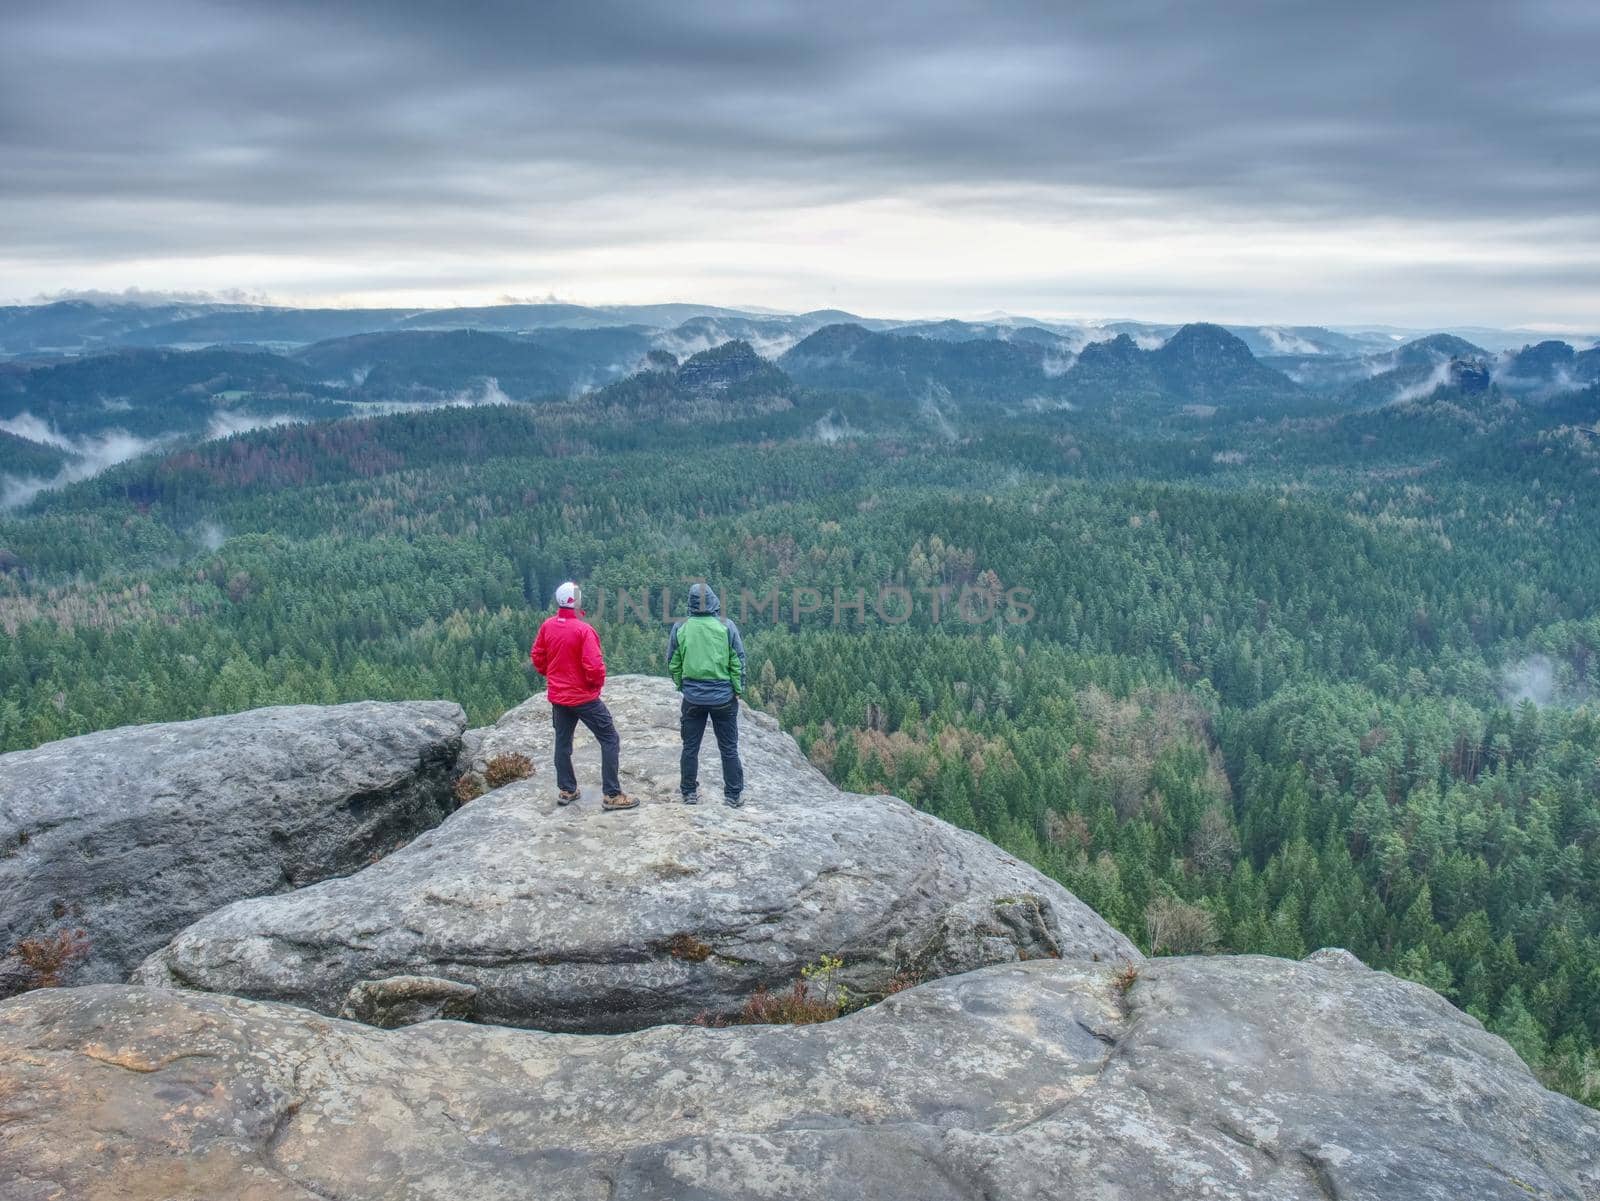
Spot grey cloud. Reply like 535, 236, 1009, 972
1, 0, 1597, 319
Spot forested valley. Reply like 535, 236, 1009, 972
3, 321, 1600, 1105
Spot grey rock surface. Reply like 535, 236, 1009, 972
1, 701, 465, 993
136, 675, 1138, 1031
4, 955, 1596, 1201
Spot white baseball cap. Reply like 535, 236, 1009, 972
555, 581, 581, 609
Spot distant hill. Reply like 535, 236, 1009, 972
1149, 323, 1298, 405
780, 324, 1061, 405
1332, 334, 1600, 408
1388, 333, 1488, 370
0, 300, 262, 356
294, 328, 648, 401
1496, 340, 1600, 394
120, 308, 416, 349
584, 340, 794, 420
0, 348, 341, 439
782, 321, 1301, 411
0, 300, 811, 356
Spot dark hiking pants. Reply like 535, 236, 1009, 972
680, 697, 744, 802
551, 699, 621, 797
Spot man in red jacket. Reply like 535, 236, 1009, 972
529, 581, 635, 811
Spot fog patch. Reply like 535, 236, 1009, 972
1492, 356, 1583, 399
1392, 360, 1454, 403
195, 521, 228, 551
348, 377, 515, 415
813, 410, 860, 443
1259, 327, 1323, 355
0, 419, 162, 509
206, 411, 301, 440
919, 383, 959, 442
1501, 655, 1559, 706
1019, 394, 1074, 412
1041, 347, 1076, 377
1064, 326, 1166, 352
653, 327, 798, 361
0, 413, 72, 448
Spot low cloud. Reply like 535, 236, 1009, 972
1391, 360, 1454, 404
1040, 347, 1076, 377
347, 377, 515, 415
0, 415, 162, 509
812, 410, 859, 443
0, 413, 73, 448
206, 411, 301, 440
919, 383, 959, 442
195, 521, 228, 551
1258, 327, 1322, 355
29, 286, 270, 307
1501, 655, 1558, 706
1491, 355, 1584, 400
651, 327, 800, 361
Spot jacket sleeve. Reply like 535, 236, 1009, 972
530, 624, 548, 675
583, 623, 607, 691
725, 620, 746, 696
667, 622, 685, 689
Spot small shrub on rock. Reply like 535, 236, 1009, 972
483, 753, 535, 790
9, 928, 91, 989
738, 980, 842, 1025
667, 933, 713, 962
453, 774, 487, 805
698, 955, 853, 1027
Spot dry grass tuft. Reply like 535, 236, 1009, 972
483, 753, 535, 789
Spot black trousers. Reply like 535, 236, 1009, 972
680, 698, 744, 800
551, 699, 621, 797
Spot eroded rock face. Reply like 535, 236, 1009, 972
0, 701, 466, 993
135, 676, 1137, 1031
4, 954, 1595, 1201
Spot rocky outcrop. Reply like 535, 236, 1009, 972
4, 953, 1596, 1201
134, 676, 1137, 1031
0, 702, 465, 993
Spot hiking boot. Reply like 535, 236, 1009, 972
602, 792, 639, 812
557, 789, 581, 807
724, 795, 745, 809
681, 789, 701, 805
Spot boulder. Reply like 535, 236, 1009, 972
135, 675, 1137, 1030
3, 954, 1595, 1200
1, 701, 466, 994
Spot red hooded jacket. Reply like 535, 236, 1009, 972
530, 609, 606, 706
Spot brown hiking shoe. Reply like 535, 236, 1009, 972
601, 792, 638, 811
556, 789, 581, 807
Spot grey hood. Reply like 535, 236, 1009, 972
688, 582, 721, 616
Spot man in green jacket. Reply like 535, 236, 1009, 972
666, 582, 746, 807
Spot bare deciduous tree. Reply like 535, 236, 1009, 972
1145, 894, 1218, 956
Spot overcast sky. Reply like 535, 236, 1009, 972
2, 0, 1597, 328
